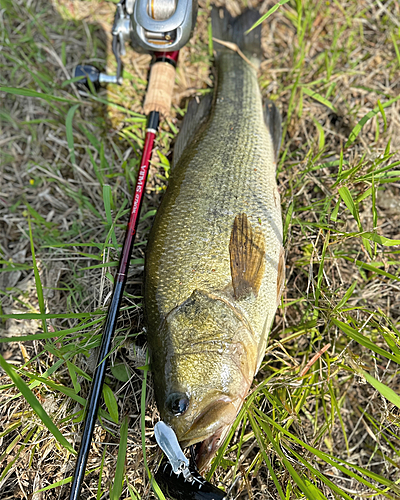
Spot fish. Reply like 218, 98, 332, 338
145, 7, 285, 472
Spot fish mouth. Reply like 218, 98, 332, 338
193, 428, 225, 471
179, 398, 237, 471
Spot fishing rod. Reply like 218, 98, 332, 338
67, 102, 163, 500
69, 1, 196, 499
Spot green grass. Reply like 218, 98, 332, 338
1, 0, 400, 499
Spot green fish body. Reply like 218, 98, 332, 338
145, 8, 284, 469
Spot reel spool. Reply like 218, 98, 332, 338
128, 0, 198, 52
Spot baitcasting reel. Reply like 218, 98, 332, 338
74, 0, 197, 90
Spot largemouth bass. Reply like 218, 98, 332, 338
145, 7, 284, 470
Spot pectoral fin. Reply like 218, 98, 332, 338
229, 214, 265, 300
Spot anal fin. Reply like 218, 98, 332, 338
276, 246, 285, 306
229, 214, 265, 300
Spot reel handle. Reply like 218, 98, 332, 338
143, 51, 179, 118
73, 65, 121, 92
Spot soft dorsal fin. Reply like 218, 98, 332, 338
229, 214, 265, 300
264, 99, 282, 163
172, 93, 213, 169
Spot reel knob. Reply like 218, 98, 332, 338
73, 65, 101, 91
73, 65, 121, 92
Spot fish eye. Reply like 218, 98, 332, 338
166, 392, 190, 416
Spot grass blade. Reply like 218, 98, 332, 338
340, 256, 399, 281
110, 416, 129, 500
103, 184, 119, 249
377, 100, 387, 132
345, 96, 400, 147
102, 384, 119, 424
312, 117, 325, 150
140, 352, 166, 500
28, 216, 48, 335
304, 87, 337, 113
66, 360, 81, 394
248, 413, 285, 499
249, 412, 327, 500
391, 31, 400, 67
289, 447, 353, 500
66, 103, 80, 165
33, 467, 100, 494
22, 371, 87, 405
283, 201, 294, 244
0, 86, 77, 103
0, 355, 76, 455
332, 318, 400, 364
127, 482, 140, 500
338, 186, 361, 230
362, 371, 400, 410
260, 412, 400, 495
361, 232, 400, 247
245, 0, 290, 33
97, 446, 107, 500
315, 230, 329, 309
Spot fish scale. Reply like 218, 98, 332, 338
145, 8, 284, 470
146, 53, 281, 344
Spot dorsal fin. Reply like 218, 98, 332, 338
229, 214, 265, 300
264, 99, 282, 163
172, 93, 213, 169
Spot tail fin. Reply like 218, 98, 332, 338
211, 7, 262, 66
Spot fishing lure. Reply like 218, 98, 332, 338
154, 421, 228, 500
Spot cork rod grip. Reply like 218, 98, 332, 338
143, 61, 176, 118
